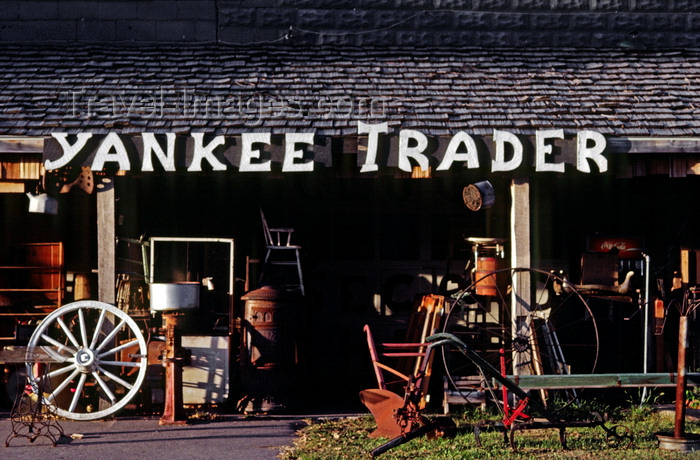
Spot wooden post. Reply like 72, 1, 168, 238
96, 187, 116, 414
511, 178, 532, 375
95, 188, 116, 313
97, 187, 116, 304
674, 315, 688, 438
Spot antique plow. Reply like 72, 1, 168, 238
360, 318, 456, 457
428, 332, 633, 452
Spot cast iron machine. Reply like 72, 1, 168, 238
149, 282, 198, 425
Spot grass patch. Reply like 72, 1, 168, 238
280, 406, 700, 459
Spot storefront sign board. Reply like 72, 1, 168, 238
43, 124, 608, 174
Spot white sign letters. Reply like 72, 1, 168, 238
46, 123, 608, 174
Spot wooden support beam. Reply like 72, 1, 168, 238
607, 137, 700, 155
510, 177, 531, 270
0, 137, 44, 154
0, 346, 65, 363
510, 178, 533, 376
97, 188, 116, 304
96, 187, 117, 413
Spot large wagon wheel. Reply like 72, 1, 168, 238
25, 300, 148, 420
442, 267, 599, 412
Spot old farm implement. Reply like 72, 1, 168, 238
359, 268, 700, 456
361, 294, 463, 455
360, 295, 455, 443
429, 332, 634, 452
362, 327, 635, 457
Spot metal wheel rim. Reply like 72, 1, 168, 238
441, 267, 599, 411
25, 300, 148, 420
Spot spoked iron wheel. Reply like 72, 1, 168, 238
442, 267, 599, 411
25, 300, 148, 420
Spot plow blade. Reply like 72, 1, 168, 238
359, 389, 405, 439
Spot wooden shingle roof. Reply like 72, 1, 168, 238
1, 45, 699, 137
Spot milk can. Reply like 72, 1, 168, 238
467, 237, 506, 297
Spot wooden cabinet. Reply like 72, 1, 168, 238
0, 242, 64, 343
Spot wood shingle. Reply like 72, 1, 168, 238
0, 45, 698, 137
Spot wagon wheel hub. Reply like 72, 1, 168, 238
512, 336, 530, 353
75, 348, 98, 373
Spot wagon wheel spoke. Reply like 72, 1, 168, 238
34, 362, 77, 387
44, 368, 81, 404
39, 333, 77, 356
98, 338, 141, 359
97, 366, 135, 390
95, 318, 128, 353
69, 374, 88, 412
55, 316, 81, 350
78, 308, 89, 348
92, 372, 118, 404
90, 308, 107, 348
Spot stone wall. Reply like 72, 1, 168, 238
0, 0, 698, 47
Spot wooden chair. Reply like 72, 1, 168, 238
259, 208, 304, 295
363, 294, 445, 399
